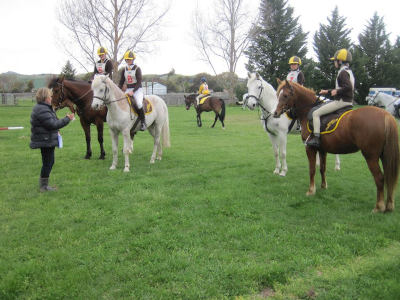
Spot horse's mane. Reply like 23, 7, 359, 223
93, 75, 124, 97
48, 76, 90, 88
276, 80, 316, 100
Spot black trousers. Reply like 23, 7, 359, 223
40, 147, 55, 178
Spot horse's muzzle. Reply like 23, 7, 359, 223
273, 111, 281, 118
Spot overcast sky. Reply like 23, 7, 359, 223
1, 0, 400, 77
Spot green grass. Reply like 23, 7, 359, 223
1, 100, 400, 299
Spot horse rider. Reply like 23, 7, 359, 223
287, 56, 305, 130
307, 48, 355, 148
286, 56, 305, 86
196, 77, 210, 106
118, 50, 146, 131
94, 47, 113, 79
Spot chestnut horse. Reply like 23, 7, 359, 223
184, 93, 225, 128
49, 76, 107, 159
274, 80, 399, 213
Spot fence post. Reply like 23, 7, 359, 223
1, 94, 5, 105
13, 94, 18, 105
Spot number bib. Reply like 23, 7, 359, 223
96, 62, 106, 74
125, 69, 136, 84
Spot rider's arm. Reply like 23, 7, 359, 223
133, 67, 142, 92
335, 71, 352, 99
105, 60, 113, 79
198, 84, 203, 95
298, 72, 305, 86
118, 68, 125, 89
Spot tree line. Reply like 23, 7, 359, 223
246, 0, 400, 104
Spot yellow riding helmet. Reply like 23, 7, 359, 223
97, 47, 107, 56
288, 56, 302, 65
124, 50, 136, 60
330, 49, 352, 62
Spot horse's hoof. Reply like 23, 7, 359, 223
123, 168, 130, 172
321, 183, 328, 189
84, 155, 91, 160
335, 166, 341, 171
273, 169, 280, 175
99, 156, 105, 160
156, 156, 162, 161
386, 203, 394, 212
109, 166, 116, 170
150, 159, 155, 164
222, 127, 225, 130
306, 189, 316, 196
279, 171, 286, 177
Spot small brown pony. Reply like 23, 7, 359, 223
274, 79, 399, 213
184, 93, 225, 128
49, 76, 107, 159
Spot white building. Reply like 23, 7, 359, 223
143, 82, 167, 95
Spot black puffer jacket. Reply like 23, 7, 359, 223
30, 102, 71, 149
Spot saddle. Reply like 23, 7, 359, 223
307, 102, 353, 134
126, 95, 153, 115
199, 95, 211, 105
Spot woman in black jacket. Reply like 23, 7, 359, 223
30, 88, 74, 192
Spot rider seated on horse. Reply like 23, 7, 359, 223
307, 49, 355, 148
118, 50, 146, 131
94, 47, 113, 79
287, 56, 305, 130
286, 56, 305, 86
196, 77, 210, 106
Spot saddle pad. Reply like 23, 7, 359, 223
126, 95, 153, 115
199, 96, 210, 105
307, 106, 353, 135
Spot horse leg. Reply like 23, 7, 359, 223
96, 121, 105, 160
122, 129, 132, 172
335, 154, 341, 171
278, 133, 288, 176
81, 121, 92, 159
270, 136, 281, 175
306, 147, 317, 195
148, 125, 161, 164
109, 129, 119, 170
211, 113, 218, 128
319, 151, 328, 189
197, 113, 202, 127
364, 157, 385, 213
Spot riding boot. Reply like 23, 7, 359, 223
138, 107, 147, 131
39, 177, 57, 192
306, 133, 320, 148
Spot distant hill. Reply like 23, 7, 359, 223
0, 72, 56, 92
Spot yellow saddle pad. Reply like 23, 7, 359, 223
126, 96, 153, 115
307, 109, 353, 135
199, 95, 210, 105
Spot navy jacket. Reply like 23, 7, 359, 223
30, 102, 71, 149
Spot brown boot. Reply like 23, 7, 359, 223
39, 177, 57, 192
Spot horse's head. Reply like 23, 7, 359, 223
274, 79, 296, 118
184, 94, 196, 110
48, 76, 75, 113
91, 75, 111, 110
246, 72, 264, 110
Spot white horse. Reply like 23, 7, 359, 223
91, 75, 170, 172
368, 92, 399, 118
246, 73, 340, 176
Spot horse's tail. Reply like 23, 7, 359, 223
382, 114, 399, 197
219, 99, 226, 122
161, 105, 171, 148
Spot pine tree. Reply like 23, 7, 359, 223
353, 12, 390, 103
245, 0, 307, 88
61, 60, 76, 80
313, 6, 352, 91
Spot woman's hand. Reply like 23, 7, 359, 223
67, 113, 75, 120
319, 89, 329, 95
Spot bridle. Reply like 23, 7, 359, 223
92, 79, 129, 106
54, 81, 92, 108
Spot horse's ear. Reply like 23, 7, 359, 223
247, 72, 251, 78
276, 78, 282, 85
255, 72, 260, 80
59, 74, 65, 82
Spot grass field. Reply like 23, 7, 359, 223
1, 101, 400, 299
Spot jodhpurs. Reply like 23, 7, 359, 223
312, 100, 352, 134
126, 87, 144, 109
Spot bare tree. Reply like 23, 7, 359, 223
57, 0, 170, 80
192, 0, 252, 75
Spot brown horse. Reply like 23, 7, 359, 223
49, 76, 107, 159
184, 93, 225, 128
274, 79, 399, 213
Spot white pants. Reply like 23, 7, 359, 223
196, 94, 208, 105
126, 87, 144, 109
312, 100, 351, 134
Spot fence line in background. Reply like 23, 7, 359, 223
0, 93, 35, 105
